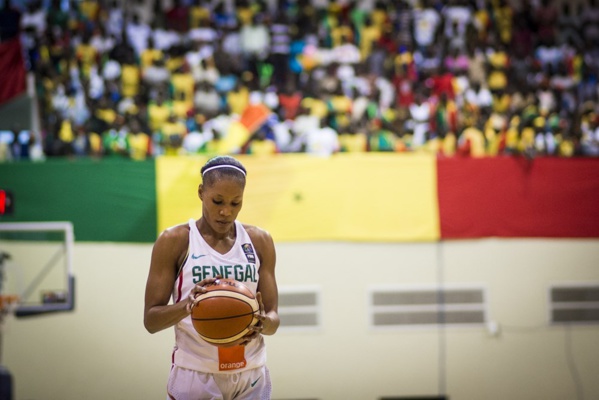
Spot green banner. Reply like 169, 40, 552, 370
0, 158, 156, 242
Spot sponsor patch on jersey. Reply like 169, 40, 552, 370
241, 243, 256, 263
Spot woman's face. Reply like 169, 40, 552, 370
199, 177, 244, 234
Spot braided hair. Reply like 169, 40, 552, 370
200, 156, 247, 188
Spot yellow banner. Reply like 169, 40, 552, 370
157, 153, 440, 242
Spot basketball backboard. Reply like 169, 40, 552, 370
0, 222, 75, 317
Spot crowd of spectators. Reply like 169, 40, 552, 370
2, 0, 599, 161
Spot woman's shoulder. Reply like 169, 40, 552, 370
157, 221, 191, 246
241, 223, 276, 263
241, 223, 273, 246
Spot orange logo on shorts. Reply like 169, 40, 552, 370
218, 345, 246, 371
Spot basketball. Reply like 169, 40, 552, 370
191, 278, 259, 345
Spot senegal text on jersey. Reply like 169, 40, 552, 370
192, 264, 257, 283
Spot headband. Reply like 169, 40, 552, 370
202, 164, 246, 177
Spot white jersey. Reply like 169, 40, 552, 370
171, 219, 266, 374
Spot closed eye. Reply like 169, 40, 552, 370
212, 200, 241, 207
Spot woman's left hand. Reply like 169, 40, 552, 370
217, 292, 266, 347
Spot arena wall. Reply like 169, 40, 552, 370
3, 238, 598, 400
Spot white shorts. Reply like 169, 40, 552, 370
167, 365, 272, 400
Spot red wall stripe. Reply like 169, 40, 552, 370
437, 157, 599, 239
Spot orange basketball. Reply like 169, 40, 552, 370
191, 278, 259, 345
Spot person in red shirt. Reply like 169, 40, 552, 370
430, 65, 455, 100
165, 0, 190, 33
277, 82, 302, 121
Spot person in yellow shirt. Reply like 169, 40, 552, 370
127, 118, 151, 160
491, 88, 511, 114
358, 16, 381, 60
166, 52, 186, 73
487, 44, 509, 92
189, 0, 211, 29
172, 91, 193, 120
459, 119, 486, 158
75, 33, 98, 79
339, 123, 368, 152
121, 52, 141, 98
79, 0, 100, 25
170, 65, 195, 109
441, 130, 457, 157
371, 3, 388, 30
328, 87, 353, 129
236, 2, 254, 26
493, 0, 514, 46
58, 118, 75, 144
141, 37, 164, 69
226, 82, 250, 115
473, 4, 491, 43
504, 115, 520, 155
244, 130, 277, 155
518, 118, 538, 156
160, 113, 187, 155
556, 130, 575, 157
330, 21, 354, 48
424, 132, 442, 154
301, 86, 329, 120
148, 94, 172, 134
95, 96, 117, 126
484, 122, 503, 156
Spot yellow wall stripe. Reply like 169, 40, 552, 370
157, 153, 440, 242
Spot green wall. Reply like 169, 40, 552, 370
0, 158, 156, 242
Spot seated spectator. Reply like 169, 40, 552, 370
226, 81, 250, 116
457, 117, 485, 157
240, 14, 271, 77
120, 52, 141, 100
182, 124, 207, 154
170, 64, 194, 104
581, 112, 599, 156
442, 0, 473, 51
71, 124, 90, 157
194, 81, 221, 114
126, 14, 151, 58
165, 0, 189, 33
191, 56, 220, 86
160, 113, 187, 155
581, 0, 599, 45
339, 123, 368, 153
464, 81, 492, 111
333, 35, 361, 65
147, 93, 171, 134
534, 0, 558, 46
291, 106, 319, 143
102, 115, 129, 157
278, 81, 302, 121
143, 58, 170, 95
557, 3, 583, 49
244, 129, 278, 155
140, 36, 164, 69
304, 117, 340, 157
444, 47, 469, 75
127, 118, 151, 161
368, 120, 396, 152
486, 43, 509, 93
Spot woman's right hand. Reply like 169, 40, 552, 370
185, 276, 221, 314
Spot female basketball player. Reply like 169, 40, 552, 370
144, 155, 280, 400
